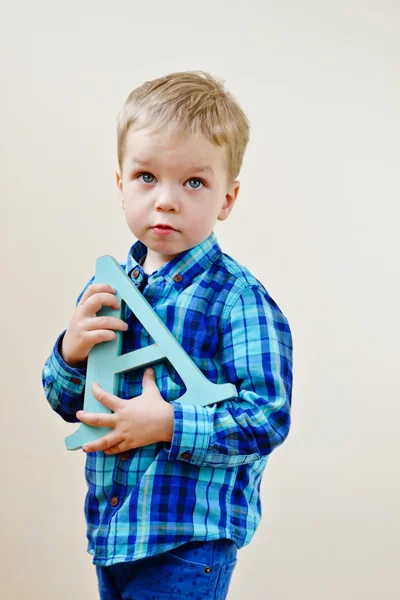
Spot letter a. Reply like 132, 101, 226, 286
65, 256, 237, 450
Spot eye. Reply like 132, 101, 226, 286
138, 172, 155, 184
185, 178, 204, 189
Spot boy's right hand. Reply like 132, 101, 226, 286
60, 283, 128, 368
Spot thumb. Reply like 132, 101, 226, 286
142, 367, 156, 383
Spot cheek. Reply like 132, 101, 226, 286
124, 194, 144, 217
189, 206, 214, 233
124, 203, 147, 229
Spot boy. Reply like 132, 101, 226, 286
42, 71, 293, 600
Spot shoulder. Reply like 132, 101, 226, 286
213, 250, 275, 308
214, 252, 292, 344
217, 251, 263, 289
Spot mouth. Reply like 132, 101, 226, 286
152, 224, 177, 230
151, 224, 178, 234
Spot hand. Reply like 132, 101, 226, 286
76, 368, 174, 454
61, 283, 128, 367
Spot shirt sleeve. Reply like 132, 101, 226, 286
164, 284, 293, 468
41, 275, 95, 423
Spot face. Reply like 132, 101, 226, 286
116, 126, 240, 273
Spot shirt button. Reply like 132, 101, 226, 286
204, 567, 212, 574
173, 274, 182, 283
120, 452, 130, 461
181, 452, 191, 460
71, 378, 80, 384
110, 496, 119, 507
133, 269, 140, 279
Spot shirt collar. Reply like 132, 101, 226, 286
126, 231, 222, 288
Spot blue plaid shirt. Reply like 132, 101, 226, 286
42, 232, 293, 566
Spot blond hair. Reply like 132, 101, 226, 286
117, 70, 250, 182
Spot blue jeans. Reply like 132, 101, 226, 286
96, 538, 238, 599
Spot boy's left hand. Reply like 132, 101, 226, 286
76, 368, 174, 454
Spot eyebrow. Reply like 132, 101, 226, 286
131, 158, 214, 174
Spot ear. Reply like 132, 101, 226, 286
217, 180, 240, 222
116, 169, 124, 209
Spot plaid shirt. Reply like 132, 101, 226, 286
42, 232, 293, 566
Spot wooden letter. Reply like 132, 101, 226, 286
65, 256, 237, 450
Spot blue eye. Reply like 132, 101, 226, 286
140, 173, 155, 184
138, 173, 204, 188
187, 178, 203, 189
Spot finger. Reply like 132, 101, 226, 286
83, 433, 122, 453
82, 292, 120, 316
142, 367, 156, 386
81, 329, 118, 345
141, 368, 159, 392
76, 410, 116, 428
84, 316, 128, 333
103, 444, 126, 455
92, 382, 122, 411
79, 284, 116, 306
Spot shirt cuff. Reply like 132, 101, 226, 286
48, 330, 87, 394
164, 402, 213, 465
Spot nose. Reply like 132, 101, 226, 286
154, 184, 179, 212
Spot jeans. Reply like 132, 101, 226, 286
95, 538, 238, 599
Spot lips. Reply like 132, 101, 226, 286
153, 224, 176, 230
150, 224, 178, 236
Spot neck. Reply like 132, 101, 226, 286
141, 250, 170, 275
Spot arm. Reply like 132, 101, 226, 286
41, 276, 95, 423
164, 285, 293, 468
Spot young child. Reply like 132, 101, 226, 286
42, 71, 293, 600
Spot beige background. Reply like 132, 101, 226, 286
1, 1, 399, 598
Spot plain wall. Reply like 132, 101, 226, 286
1, 1, 399, 598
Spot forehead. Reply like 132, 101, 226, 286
123, 126, 228, 173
